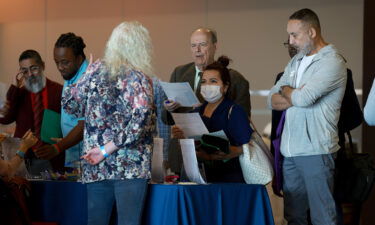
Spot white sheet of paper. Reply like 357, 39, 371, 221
208, 130, 228, 140
179, 139, 206, 184
151, 138, 165, 183
160, 82, 200, 107
172, 113, 209, 138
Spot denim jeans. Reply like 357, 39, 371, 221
87, 179, 148, 225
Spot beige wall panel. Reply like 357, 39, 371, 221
44, 0, 123, 84
119, 0, 207, 81
0, 0, 364, 149
0, 0, 45, 84
206, 1, 363, 88
0, 23, 45, 84
0, 0, 45, 23
205, 0, 363, 148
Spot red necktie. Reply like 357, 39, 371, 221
32, 92, 44, 140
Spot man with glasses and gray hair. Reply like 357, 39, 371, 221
0, 49, 65, 175
165, 28, 251, 115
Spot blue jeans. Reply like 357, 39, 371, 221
283, 154, 337, 225
86, 179, 148, 225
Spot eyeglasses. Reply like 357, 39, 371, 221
19, 66, 40, 76
191, 42, 209, 49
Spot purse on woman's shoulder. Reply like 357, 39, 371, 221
239, 127, 274, 185
227, 105, 274, 185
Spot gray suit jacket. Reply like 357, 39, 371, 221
169, 62, 251, 115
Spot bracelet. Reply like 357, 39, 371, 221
52, 144, 62, 153
100, 145, 109, 158
16, 150, 25, 159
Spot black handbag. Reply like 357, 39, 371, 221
335, 133, 375, 203
334, 69, 374, 204
200, 134, 229, 154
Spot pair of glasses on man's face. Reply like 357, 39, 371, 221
18, 66, 40, 76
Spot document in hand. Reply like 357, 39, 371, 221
41, 109, 63, 144
180, 139, 206, 184
160, 82, 200, 107
171, 113, 209, 138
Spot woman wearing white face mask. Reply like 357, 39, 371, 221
172, 56, 253, 183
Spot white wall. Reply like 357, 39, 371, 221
0, 0, 364, 149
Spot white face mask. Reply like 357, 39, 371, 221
200, 85, 222, 103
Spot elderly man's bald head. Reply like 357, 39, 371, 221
191, 28, 217, 44
190, 28, 217, 70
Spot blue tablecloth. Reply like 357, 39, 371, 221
30, 181, 274, 225
30, 180, 87, 225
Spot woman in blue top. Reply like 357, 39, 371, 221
172, 56, 253, 183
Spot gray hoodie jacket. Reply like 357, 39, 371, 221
267, 44, 347, 157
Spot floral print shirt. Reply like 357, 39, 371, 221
62, 60, 155, 183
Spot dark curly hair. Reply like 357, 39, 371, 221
204, 55, 231, 95
54, 32, 86, 59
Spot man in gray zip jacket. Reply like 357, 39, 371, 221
267, 8, 346, 225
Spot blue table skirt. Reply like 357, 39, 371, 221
30, 180, 87, 225
144, 183, 275, 225
30, 181, 274, 225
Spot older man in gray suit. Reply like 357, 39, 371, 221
165, 28, 251, 115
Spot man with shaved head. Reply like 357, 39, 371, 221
268, 8, 347, 225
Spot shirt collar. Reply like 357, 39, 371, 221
66, 60, 89, 85
195, 66, 202, 74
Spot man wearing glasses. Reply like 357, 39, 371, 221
165, 28, 251, 115
0, 49, 65, 175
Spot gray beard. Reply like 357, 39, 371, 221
299, 40, 314, 56
24, 75, 46, 93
